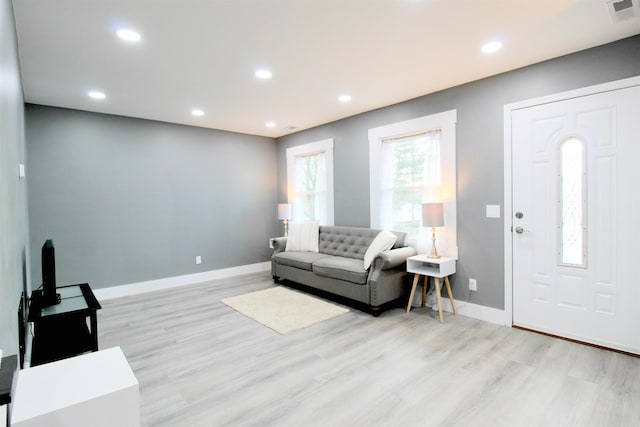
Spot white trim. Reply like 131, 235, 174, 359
505, 76, 640, 112
503, 104, 514, 327
368, 110, 458, 258
503, 75, 640, 327
286, 138, 335, 225
439, 299, 506, 326
93, 262, 271, 301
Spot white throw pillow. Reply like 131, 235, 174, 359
285, 221, 320, 252
363, 230, 397, 269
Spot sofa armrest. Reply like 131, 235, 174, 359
367, 246, 416, 307
271, 237, 288, 255
373, 246, 417, 270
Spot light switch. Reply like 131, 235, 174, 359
18, 164, 25, 178
486, 205, 501, 218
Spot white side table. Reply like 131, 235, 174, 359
406, 255, 457, 323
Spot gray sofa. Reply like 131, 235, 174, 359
271, 225, 416, 315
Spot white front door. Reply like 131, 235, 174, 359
511, 83, 640, 354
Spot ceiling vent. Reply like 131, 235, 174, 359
606, 0, 640, 23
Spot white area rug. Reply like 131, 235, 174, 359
221, 286, 349, 334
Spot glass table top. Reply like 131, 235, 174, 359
41, 296, 88, 316
37, 284, 94, 317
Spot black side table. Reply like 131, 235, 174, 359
28, 283, 102, 366
1, 354, 18, 426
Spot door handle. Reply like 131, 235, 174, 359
514, 226, 529, 234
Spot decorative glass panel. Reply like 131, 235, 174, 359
558, 137, 587, 267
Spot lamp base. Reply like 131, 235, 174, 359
428, 227, 440, 259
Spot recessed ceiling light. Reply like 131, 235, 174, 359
191, 109, 204, 117
481, 41, 503, 54
338, 94, 352, 103
265, 121, 276, 128
88, 90, 106, 100
255, 69, 272, 79
116, 29, 141, 42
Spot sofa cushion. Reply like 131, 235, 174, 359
317, 226, 409, 260
319, 227, 379, 260
274, 251, 329, 271
286, 221, 320, 252
312, 256, 368, 285
363, 230, 397, 269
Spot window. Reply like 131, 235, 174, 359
557, 137, 587, 267
379, 130, 442, 236
369, 110, 457, 256
286, 138, 334, 225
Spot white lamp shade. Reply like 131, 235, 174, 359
278, 203, 292, 220
422, 202, 444, 227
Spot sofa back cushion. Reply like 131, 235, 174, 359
318, 226, 407, 260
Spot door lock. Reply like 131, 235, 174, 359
515, 212, 524, 219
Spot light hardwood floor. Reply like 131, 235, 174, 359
98, 273, 640, 427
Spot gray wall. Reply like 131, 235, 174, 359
26, 106, 278, 289
0, 0, 30, 356
276, 35, 640, 310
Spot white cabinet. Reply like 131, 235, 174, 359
406, 255, 456, 278
11, 347, 139, 427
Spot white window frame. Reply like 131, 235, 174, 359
369, 110, 457, 257
286, 138, 335, 225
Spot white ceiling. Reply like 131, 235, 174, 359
12, 0, 640, 138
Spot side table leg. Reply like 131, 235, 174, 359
90, 313, 98, 351
421, 276, 428, 307
406, 274, 420, 313
444, 276, 457, 315
434, 277, 444, 323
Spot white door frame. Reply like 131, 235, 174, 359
503, 75, 640, 327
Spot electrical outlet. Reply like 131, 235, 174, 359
195, 256, 202, 265
469, 278, 477, 291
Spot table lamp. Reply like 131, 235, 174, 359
278, 203, 293, 236
422, 202, 444, 258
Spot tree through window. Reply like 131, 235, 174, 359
286, 139, 334, 225
293, 152, 326, 222
369, 110, 457, 255
380, 130, 441, 238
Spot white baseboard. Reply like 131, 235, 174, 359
93, 263, 507, 326
93, 262, 271, 301
439, 299, 506, 325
